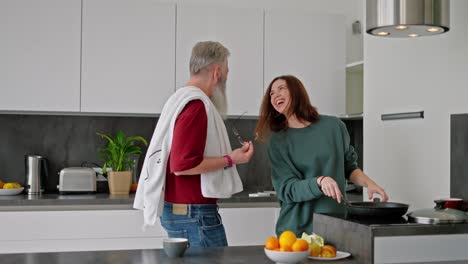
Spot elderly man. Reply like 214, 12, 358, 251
134, 41, 254, 248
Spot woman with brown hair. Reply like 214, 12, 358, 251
256, 75, 388, 236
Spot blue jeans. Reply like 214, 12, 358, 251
160, 202, 228, 248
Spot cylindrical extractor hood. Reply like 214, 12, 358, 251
367, 0, 450, 38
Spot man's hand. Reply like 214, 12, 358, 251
230, 141, 254, 165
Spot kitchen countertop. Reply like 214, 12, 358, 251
3, 245, 467, 264
0, 245, 355, 264
0, 190, 365, 210
313, 213, 468, 263
315, 213, 468, 237
0, 191, 279, 210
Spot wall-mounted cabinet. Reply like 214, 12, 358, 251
0, 0, 81, 112
264, 11, 345, 116
1, 2, 346, 116
81, 0, 175, 114
175, 6, 263, 116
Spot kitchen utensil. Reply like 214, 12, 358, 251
25, 155, 48, 195
57, 167, 96, 194
345, 197, 409, 218
407, 200, 468, 224
232, 125, 246, 145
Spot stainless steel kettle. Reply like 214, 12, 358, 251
25, 155, 48, 194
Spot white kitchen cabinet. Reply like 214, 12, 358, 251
0, 0, 81, 112
176, 6, 264, 116
264, 10, 346, 116
0, 209, 166, 254
81, 0, 175, 114
0, 207, 276, 253
219, 207, 277, 246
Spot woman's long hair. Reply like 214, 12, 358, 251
255, 75, 319, 142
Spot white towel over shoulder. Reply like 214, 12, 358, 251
133, 86, 243, 226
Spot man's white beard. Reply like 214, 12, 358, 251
211, 79, 228, 117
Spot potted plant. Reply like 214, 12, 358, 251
97, 130, 148, 195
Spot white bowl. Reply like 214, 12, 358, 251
264, 248, 309, 264
0, 187, 24, 196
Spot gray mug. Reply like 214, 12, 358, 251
163, 238, 189, 258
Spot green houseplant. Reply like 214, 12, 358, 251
97, 130, 148, 195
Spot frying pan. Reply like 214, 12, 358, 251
345, 198, 409, 218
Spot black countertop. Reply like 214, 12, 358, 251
315, 213, 468, 237
0, 191, 279, 208
0, 190, 366, 209
3, 245, 467, 264
0, 245, 356, 264
313, 213, 468, 263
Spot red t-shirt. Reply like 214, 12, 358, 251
164, 100, 217, 204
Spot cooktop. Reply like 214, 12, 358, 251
320, 213, 421, 226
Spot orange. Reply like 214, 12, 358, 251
279, 245, 292, 252
130, 183, 138, 192
291, 239, 309, 252
278, 230, 297, 249
265, 236, 280, 250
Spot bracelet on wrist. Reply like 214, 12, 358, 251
223, 155, 233, 169
318, 176, 327, 187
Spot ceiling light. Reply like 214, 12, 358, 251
377, 31, 390, 36
427, 27, 441, 32
408, 34, 419, 38
367, 0, 450, 38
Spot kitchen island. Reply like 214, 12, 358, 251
313, 213, 468, 263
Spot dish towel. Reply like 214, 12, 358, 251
133, 86, 243, 226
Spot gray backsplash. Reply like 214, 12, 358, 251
0, 114, 271, 193
0, 114, 362, 194
451, 114, 468, 201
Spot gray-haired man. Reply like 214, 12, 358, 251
157, 41, 254, 247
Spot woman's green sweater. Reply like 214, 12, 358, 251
267, 115, 359, 236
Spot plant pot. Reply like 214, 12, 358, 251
108, 171, 132, 195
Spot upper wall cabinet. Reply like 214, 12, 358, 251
176, 6, 263, 116
0, 0, 81, 112
265, 11, 345, 116
81, 0, 175, 114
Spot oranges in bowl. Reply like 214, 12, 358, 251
264, 230, 309, 264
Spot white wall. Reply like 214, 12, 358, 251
165, 0, 363, 64
364, 0, 468, 210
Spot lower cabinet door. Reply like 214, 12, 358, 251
219, 207, 277, 246
0, 210, 166, 253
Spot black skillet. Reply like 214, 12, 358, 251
345, 198, 409, 218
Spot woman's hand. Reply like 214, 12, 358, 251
348, 169, 389, 202
317, 176, 343, 203
230, 141, 254, 165
366, 182, 389, 202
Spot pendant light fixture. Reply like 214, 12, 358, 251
367, 0, 450, 38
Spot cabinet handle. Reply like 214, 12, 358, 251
381, 111, 424, 121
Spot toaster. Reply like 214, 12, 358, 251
57, 167, 96, 194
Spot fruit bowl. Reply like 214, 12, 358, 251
264, 248, 309, 264
0, 187, 24, 196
